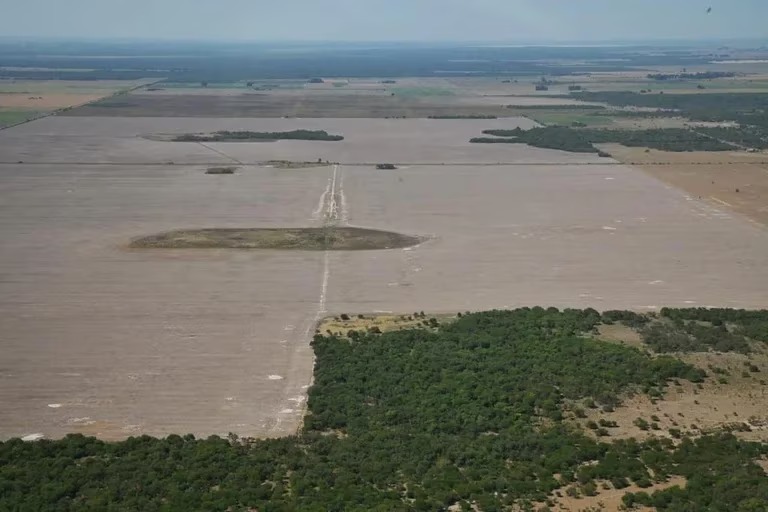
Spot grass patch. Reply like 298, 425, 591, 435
520, 110, 614, 127
130, 227, 423, 251
318, 312, 455, 337
0, 109, 41, 127
391, 86, 455, 97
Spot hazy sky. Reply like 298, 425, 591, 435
2, 0, 766, 42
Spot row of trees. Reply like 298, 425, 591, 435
174, 130, 344, 142
471, 126, 734, 153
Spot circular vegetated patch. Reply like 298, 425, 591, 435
130, 227, 424, 251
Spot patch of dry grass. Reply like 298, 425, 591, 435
575, 325, 768, 443
317, 312, 458, 337
537, 476, 686, 512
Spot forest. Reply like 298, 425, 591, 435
2, 308, 767, 511
471, 126, 734, 153
173, 130, 344, 142
571, 91, 768, 133
646, 71, 736, 81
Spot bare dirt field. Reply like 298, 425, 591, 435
603, 144, 768, 226
0, 116, 605, 166
0, 162, 332, 440
1, 115, 768, 442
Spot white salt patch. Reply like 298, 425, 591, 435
67, 417, 94, 425
648, 280, 664, 285
602, 226, 617, 231
22, 433, 44, 441
268, 375, 284, 380
280, 408, 295, 414
47, 403, 62, 408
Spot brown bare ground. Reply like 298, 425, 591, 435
602, 144, 768, 226
577, 344, 768, 443
540, 476, 686, 512
2, 115, 768, 440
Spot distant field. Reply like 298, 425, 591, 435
390, 86, 455, 97
63, 92, 522, 118
514, 109, 615, 127
3, 115, 768, 441
603, 144, 768, 226
0, 79, 154, 126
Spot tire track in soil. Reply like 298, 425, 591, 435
269, 164, 343, 435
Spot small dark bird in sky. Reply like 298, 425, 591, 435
707, 7, 712, 13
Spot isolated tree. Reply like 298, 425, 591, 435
201, 81, 208, 88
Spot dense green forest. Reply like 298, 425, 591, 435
2, 308, 767, 511
471, 126, 734, 152
173, 130, 344, 142
697, 126, 768, 150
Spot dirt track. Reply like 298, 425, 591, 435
1, 116, 768, 441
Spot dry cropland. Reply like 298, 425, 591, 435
1, 74, 768, 452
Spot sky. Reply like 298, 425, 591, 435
1, 0, 766, 43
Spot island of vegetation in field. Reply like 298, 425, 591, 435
471, 126, 736, 152
647, 71, 737, 81
427, 114, 498, 119
205, 166, 237, 174
130, 227, 423, 251
173, 129, 344, 142
2, 308, 768, 511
